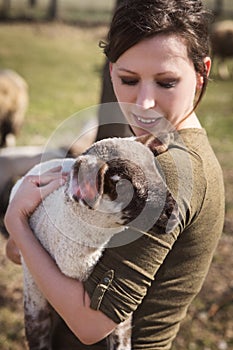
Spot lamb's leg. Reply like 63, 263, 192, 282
23, 263, 52, 350
107, 315, 132, 350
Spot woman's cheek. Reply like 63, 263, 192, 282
112, 77, 136, 103
116, 87, 133, 104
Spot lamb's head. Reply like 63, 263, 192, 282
66, 151, 148, 228
65, 134, 177, 233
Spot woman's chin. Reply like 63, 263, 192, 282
131, 126, 151, 137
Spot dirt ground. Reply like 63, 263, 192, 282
173, 232, 233, 350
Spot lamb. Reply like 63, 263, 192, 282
0, 69, 28, 147
10, 135, 177, 350
211, 20, 233, 79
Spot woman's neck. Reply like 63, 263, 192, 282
176, 112, 202, 130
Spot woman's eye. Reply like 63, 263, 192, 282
157, 80, 178, 89
120, 77, 139, 86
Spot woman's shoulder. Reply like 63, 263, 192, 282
157, 128, 221, 178
155, 128, 224, 228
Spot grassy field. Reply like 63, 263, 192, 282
0, 20, 233, 350
0, 23, 106, 144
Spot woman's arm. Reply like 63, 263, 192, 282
4, 168, 117, 345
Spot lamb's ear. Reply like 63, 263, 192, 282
135, 134, 171, 156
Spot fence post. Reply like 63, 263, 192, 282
47, 0, 58, 20
214, 0, 223, 17
0, 0, 11, 18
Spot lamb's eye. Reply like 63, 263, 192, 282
115, 178, 134, 205
111, 175, 121, 182
115, 179, 125, 192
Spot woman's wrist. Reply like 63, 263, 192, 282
4, 207, 31, 242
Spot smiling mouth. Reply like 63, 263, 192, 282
132, 113, 159, 125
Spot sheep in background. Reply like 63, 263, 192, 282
211, 20, 233, 79
0, 69, 28, 147
9, 135, 177, 350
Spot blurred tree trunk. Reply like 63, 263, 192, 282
95, 0, 132, 141
1, 0, 11, 18
47, 0, 58, 20
214, 0, 223, 16
29, 0, 37, 7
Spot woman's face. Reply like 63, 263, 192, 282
110, 34, 210, 136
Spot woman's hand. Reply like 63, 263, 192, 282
4, 166, 67, 235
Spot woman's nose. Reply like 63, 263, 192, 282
136, 82, 156, 109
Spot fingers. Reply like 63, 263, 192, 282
5, 167, 68, 222
24, 167, 68, 201
39, 177, 66, 199
26, 166, 68, 187
44, 165, 69, 177
43, 165, 62, 174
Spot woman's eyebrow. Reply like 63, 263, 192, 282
116, 65, 178, 77
155, 71, 178, 77
117, 67, 137, 74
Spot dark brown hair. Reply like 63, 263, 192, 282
100, 0, 213, 108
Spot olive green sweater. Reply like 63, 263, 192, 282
52, 129, 225, 350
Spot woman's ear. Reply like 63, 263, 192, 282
204, 56, 211, 77
109, 62, 113, 77
197, 56, 212, 89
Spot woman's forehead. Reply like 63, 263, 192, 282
120, 35, 188, 60
114, 35, 193, 75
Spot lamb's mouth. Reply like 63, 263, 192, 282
66, 157, 108, 209
71, 177, 100, 208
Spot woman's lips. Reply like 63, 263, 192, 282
131, 112, 162, 128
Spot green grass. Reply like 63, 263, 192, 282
198, 68, 233, 154
197, 60, 233, 218
0, 23, 106, 144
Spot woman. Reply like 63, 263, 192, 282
5, 0, 225, 349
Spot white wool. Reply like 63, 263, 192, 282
29, 183, 124, 280
11, 157, 125, 280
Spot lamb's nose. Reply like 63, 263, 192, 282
69, 173, 99, 208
